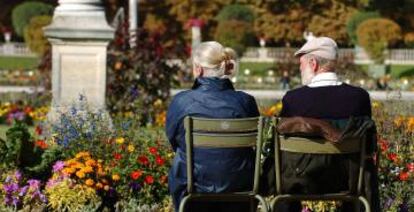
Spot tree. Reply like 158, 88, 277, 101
357, 18, 402, 63
24, 15, 52, 55
346, 11, 380, 45
308, 1, 357, 45
11, 2, 54, 37
214, 4, 254, 55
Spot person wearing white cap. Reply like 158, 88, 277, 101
261, 37, 380, 211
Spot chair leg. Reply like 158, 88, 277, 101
178, 195, 192, 212
254, 194, 269, 212
359, 196, 371, 212
269, 195, 284, 212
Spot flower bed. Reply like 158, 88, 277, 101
0, 100, 413, 211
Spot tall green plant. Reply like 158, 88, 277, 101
11, 2, 54, 37
215, 4, 254, 23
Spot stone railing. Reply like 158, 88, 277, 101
0, 42, 36, 57
242, 47, 414, 65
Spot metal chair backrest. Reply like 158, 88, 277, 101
184, 116, 264, 194
271, 117, 372, 212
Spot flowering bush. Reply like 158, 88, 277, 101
0, 170, 47, 210
0, 101, 48, 125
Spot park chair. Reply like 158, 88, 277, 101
179, 116, 269, 212
269, 117, 371, 212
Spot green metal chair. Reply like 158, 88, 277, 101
179, 116, 269, 212
269, 117, 371, 212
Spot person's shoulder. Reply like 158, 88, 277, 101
282, 86, 309, 99
169, 90, 193, 108
235, 90, 257, 104
341, 83, 370, 98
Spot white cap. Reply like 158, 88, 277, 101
294, 37, 338, 60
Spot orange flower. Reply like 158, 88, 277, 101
62, 167, 76, 175
85, 159, 96, 167
85, 179, 95, 186
95, 182, 103, 189
130, 170, 143, 180
76, 171, 86, 179
160, 175, 167, 184
35, 140, 48, 149
82, 166, 94, 174
399, 172, 409, 181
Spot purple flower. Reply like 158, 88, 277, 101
129, 182, 142, 191
39, 193, 47, 203
53, 161, 65, 173
3, 183, 19, 193
18, 186, 28, 196
27, 179, 41, 189
5, 176, 12, 183
14, 170, 22, 181
4, 196, 11, 205
12, 197, 20, 207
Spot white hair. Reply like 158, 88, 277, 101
192, 41, 238, 78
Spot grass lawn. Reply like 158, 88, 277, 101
0, 56, 39, 70
239, 62, 277, 76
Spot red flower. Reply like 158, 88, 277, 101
378, 139, 389, 151
114, 153, 122, 160
138, 156, 149, 165
130, 170, 143, 180
407, 163, 414, 172
399, 172, 409, 181
35, 140, 48, 149
155, 156, 165, 166
35, 126, 42, 135
24, 106, 33, 114
387, 153, 398, 163
149, 147, 157, 155
145, 175, 154, 184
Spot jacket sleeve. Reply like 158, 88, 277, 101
279, 93, 291, 117
247, 95, 260, 117
166, 97, 182, 152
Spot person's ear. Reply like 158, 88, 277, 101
193, 64, 203, 78
309, 58, 319, 73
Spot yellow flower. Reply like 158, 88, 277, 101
154, 99, 163, 107
82, 166, 94, 174
372, 101, 380, 109
104, 185, 110, 191
127, 145, 135, 152
76, 171, 86, 179
75, 151, 90, 159
85, 179, 94, 187
112, 174, 120, 181
115, 137, 125, 145
407, 117, 414, 132
394, 116, 405, 128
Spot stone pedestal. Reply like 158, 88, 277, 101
44, 0, 115, 119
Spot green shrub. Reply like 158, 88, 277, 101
356, 18, 401, 63
11, 2, 54, 37
346, 11, 380, 45
24, 15, 52, 55
215, 4, 254, 23
214, 20, 253, 56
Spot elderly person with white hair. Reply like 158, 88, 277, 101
166, 41, 259, 211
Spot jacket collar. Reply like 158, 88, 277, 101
308, 72, 342, 88
192, 77, 235, 91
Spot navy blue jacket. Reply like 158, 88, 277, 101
166, 77, 259, 210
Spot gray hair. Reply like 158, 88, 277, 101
192, 41, 238, 78
302, 53, 336, 72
